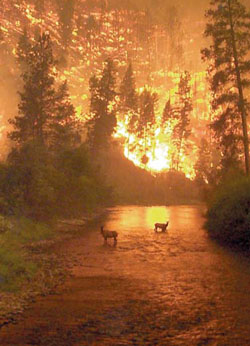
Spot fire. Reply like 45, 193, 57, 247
0, 1, 211, 181
114, 69, 210, 179
147, 144, 171, 172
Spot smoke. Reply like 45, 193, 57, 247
0, 41, 19, 160
130, 0, 250, 21
0, 0, 249, 160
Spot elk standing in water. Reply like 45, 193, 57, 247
154, 221, 169, 232
100, 226, 118, 244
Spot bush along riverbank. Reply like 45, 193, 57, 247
0, 209, 106, 328
205, 176, 250, 250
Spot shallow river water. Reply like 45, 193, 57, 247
1, 205, 250, 345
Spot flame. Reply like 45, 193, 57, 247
147, 144, 171, 172
0, 2, 212, 181
114, 70, 210, 179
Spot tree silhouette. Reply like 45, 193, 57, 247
9, 32, 80, 151
56, 0, 75, 65
87, 59, 117, 153
202, 0, 250, 175
119, 62, 138, 157
137, 88, 157, 165
171, 71, 192, 170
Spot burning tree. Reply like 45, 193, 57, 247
202, 0, 250, 175
171, 71, 192, 171
137, 88, 158, 166
164, 5, 184, 70
0, 0, 212, 179
120, 62, 138, 113
119, 62, 138, 158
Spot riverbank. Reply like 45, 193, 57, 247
0, 209, 107, 329
2, 205, 250, 345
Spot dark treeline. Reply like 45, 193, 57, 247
201, 0, 250, 249
0, 33, 113, 221
0, 31, 199, 222
0, 0, 200, 162
0, 0, 249, 250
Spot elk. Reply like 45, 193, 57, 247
100, 226, 118, 243
154, 221, 169, 232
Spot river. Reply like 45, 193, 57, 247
1, 205, 250, 345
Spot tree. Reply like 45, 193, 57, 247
137, 88, 157, 165
119, 62, 138, 157
16, 28, 32, 72
5, 34, 113, 221
56, 0, 75, 44
9, 33, 56, 146
120, 62, 138, 113
56, 0, 75, 64
164, 5, 184, 70
202, 0, 250, 175
6, 142, 58, 220
9, 32, 80, 151
85, 15, 99, 51
49, 81, 81, 152
161, 99, 177, 169
171, 71, 192, 170
86, 58, 117, 153
194, 137, 220, 198
161, 98, 176, 130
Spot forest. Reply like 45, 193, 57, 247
0, 2, 250, 344
0, 0, 249, 243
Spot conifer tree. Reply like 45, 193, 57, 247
138, 89, 157, 135
9, 33, 56, 146
120, 62, 138, 112
56, 0, 75, 46
137, 88, 157, 164
120, 62, 138, 157
50, 81, 81, 151
170, 71, 192, 170
194, 137, 220, 190
87, 58, 117, 153
202, 0, 250, 175
161, 99, 177, 169
85, 15, 99, 51
161, 99, 175, 128
16, 28, 32, 72
7, 32, 83, 220
56, 0, 75, 65
9, 32, 80, 150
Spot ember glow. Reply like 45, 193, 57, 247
0, 0, 212, 177
115, 70, 211, 178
